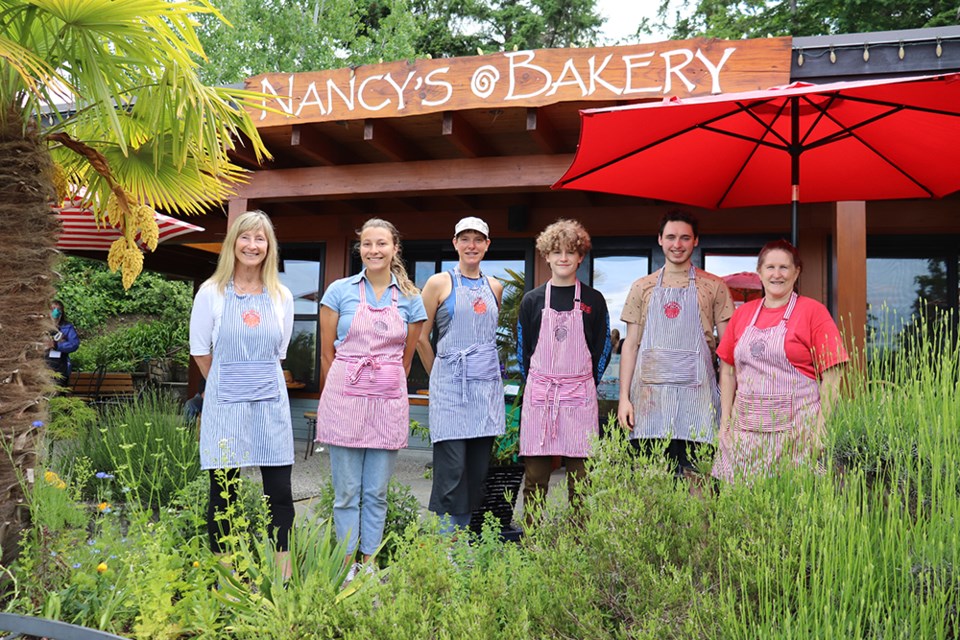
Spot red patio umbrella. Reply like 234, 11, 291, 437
553, 72, 960, 246
53, 197, 204, 251
722, 271, 763, 304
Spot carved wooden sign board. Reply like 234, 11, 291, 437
246, 37, 792, 126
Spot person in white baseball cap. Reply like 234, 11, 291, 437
416, 216, 504, 532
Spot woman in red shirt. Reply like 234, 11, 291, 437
712, 240, 848, 483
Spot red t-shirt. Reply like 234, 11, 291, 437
716, 296, 849, 380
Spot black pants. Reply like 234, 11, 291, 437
207, 465, 294, 553
429, 437, 494, 516
630, 438, 713, 476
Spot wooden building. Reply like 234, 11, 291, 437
143, 26, 960, 432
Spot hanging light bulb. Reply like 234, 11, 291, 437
830, 47, 836, 64
937, 38, 943, 58
899, 41, 905, 60
863, 44, 870, 62
797, 49, 804, 66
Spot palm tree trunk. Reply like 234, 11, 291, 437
0, 112, 60, 569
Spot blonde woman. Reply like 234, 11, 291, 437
189, 210, 295, 567
316, 218, 425, 578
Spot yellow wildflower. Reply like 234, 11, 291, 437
97, 562, 108, 574
97, 502, 111, 512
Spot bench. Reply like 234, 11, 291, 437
69, 371, 137, 404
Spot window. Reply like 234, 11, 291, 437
704, 253, 762, 308
587, 240, 654, 416
278, 245, 324, 392
866, 236, 959, 354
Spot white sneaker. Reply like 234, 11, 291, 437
344, 562, 363, 585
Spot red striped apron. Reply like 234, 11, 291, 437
520, 281, 598, 458
712, 292, 821, 482
315, 284, 409, 450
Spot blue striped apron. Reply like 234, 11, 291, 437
629, 266, 719, 443
428, 268, 505, 443
199, 283, 294, 469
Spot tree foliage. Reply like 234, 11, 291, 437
656, 0, 959, 40
194, 0, 421, 84
194, 0, 603, 83
411, 0, 603, 58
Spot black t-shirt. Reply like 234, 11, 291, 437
517, 281, 611, 385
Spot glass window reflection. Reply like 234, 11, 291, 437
867, 257, 949, 351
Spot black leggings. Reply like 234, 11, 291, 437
207, 465, 294, 553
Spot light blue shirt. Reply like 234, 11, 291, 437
321, 270, 427, 347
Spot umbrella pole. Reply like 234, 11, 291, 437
790, 95, 800, 247
791, 197, 798, 247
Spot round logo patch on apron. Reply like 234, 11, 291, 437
554, 325, 568, 342
749, 340, 766, 357
664, 301, 681, 319
473, 298, 487, 314
374, 320, 389, 334
242, 309, 261, 328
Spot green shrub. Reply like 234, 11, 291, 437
60, 390, 199, 507
71, 319, 188, 372
45, 395, 98, 442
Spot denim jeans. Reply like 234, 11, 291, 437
328, 445, 398, 556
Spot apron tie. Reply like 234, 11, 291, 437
346, 355, 383, 384
439, 343, 498, 401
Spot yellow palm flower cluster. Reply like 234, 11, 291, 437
104, 192, 161, 290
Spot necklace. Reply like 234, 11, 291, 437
234, 280, 263, 295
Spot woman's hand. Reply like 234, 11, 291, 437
617, 398, 634, 430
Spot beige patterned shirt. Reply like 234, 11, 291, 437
620, 268, 734, 356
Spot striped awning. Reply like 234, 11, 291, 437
53, 197, 204, 251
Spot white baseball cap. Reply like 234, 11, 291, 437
454, 216, 490, 238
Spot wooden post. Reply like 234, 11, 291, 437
832, 201, 867, 360
227, 198, 248, 229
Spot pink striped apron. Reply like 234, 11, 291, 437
712, 292, 821, 483
520, 281, 598, 458
315, 283, 409, 450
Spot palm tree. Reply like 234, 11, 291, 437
0, 0, 269, 567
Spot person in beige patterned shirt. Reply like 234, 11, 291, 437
618, 210, 734, 479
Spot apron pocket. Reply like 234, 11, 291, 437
527, 379, 587, 407
344, 363, 405, 399
735, 393, 794, 432
464, 348, 501, 381
218, 361, 279, 403
639, 348, 701, 386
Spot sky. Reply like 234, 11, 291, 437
595, 0, 674, 44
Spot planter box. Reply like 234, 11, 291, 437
469, 463, 524, 532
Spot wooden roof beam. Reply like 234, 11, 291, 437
363, 119, 424, 162
290, 124, 354, 166
526, 108, 565, 155
235, 154, 573, 201
442, 111, 495, 158
228, 133, 270, 169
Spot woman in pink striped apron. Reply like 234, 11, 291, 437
518, 220, 610, 525
315, 219, 425, 573
713, 240, 848, 483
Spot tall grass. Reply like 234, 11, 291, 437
707, 312, 960, 638
65, 390, 200, 508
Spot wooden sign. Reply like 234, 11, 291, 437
246, 37, 791, 126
